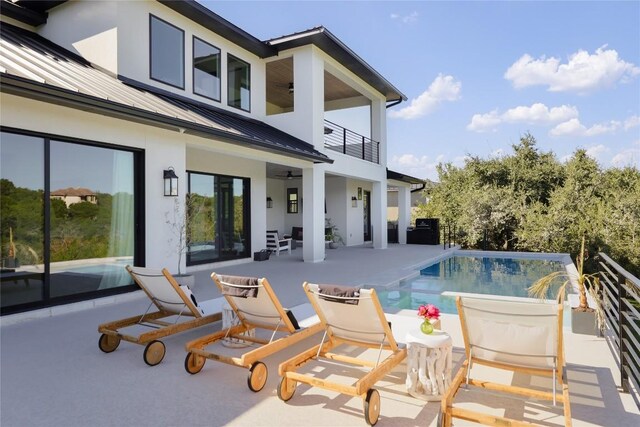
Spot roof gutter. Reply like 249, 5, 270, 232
385, 98, 403, 109
1, 75, 332, 164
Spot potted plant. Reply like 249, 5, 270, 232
325, 218, 344, 249
528, 236, 604, 335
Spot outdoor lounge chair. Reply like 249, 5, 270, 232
266, 230, 291, 256
183, 273, 323, 392
278, 283, 407, 426
97, 266, 221, 366
439, 296, 571, 427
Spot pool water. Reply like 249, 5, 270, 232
376, 255, 565, 314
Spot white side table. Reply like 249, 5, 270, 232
405, 329, 452, 401
221, 302, 255, 348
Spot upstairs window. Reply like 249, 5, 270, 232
193, 37, 221, 101
228, 54, 250, 111
150, 15, 184, 89
287, 188, 298, 214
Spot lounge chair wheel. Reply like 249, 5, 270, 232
247, 361, 268, 392
277, 376, 296, 402
98, 334, 120, 353
184, 352, 205, 374
143, 340, 166, 366
363, 388, 380, 426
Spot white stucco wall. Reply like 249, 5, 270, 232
266, 178, 286, 235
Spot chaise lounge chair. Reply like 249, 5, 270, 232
183, 273, 323, 392
439, 296, 571, 426
278, 283, 407, 426
97, 266, 222, 366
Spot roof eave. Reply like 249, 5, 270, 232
387, 168, 424, 185
0, 0, 48, 26
0, 74, 332, 164
268, 28, 407, 102
157, 0, 277, 59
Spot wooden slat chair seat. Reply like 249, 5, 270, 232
183, 273, 322, 392
278, 283, 407, 426
266, 230, 291, 256
439, 296, 571, 427
97, 266, 221, 366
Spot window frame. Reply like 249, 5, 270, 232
227, 53, 251, 112
149, 14, 185, 90
287, 188, 299, 214
0, 126, 145, 315
192, 35, 221, 102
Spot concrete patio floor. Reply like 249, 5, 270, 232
1, 244, 639, 426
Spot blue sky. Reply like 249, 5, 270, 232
202, 1, 640, 181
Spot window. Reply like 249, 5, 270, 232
227, 54, 250, 111
287, 188, 298, 214
0, 130, 143, 314
187, 172, 250, 265
193, 37, 220, 101
150, 15, 184, 89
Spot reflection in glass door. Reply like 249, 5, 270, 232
49, 141, 135, 298
363, 190, 371, 241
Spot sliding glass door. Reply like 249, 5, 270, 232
0, 129, 143, 314
187, 172, 249, 264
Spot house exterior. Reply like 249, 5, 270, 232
50, 187, 98, 207
0, 0, 408, 314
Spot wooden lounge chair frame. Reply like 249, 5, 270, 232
183, 273, 323, 392
439, 296, 571, 427
97, 266, 221, 366
278, 282, 407, 426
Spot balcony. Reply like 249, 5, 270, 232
323, 119, 380, 164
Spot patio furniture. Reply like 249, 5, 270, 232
278, 283, 407, 426
405, 328, 452, 401
183, 273, 323, 392
439, 296, 571, 427
266, 230, 291, 256
284, 226, 303, 249
97, 266, 222, 366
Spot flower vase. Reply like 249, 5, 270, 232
420, 319, 434, 335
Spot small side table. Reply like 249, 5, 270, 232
221, 303, 255, 348
405, 328, 452, 401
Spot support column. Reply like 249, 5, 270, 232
398, 185, 411, 244
372, 180, 387, 249
302, 166, 325, 262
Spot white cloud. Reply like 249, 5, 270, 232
549, 117, 635, 137
389, 74, 461, 120
388, 153, 446, 180
585, 144, 609, 160
467, 103, 578, 132
390, 11, 418, 23
624, 115, 640, 130
504, 46, 640, 93
611, 142, 640, 168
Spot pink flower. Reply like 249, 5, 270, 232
417, 304, 440, 321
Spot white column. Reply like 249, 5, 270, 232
293, 47, 325, 151
302, 166, 326, 263
372, 180, 387, 249
397, 185, 411, 244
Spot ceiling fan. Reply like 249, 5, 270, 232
276, 170, 302, 180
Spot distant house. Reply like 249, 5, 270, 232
50, 187, 97, 207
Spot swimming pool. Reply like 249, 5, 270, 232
376, 251, 572, 314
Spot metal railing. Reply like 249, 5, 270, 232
441, 223, 457, 249
323, 119, 380, 164
599, 252, 640, 408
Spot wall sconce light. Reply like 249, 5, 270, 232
351, 196, 358, 208
267, 197, 273, 208
163, 167, 179, 197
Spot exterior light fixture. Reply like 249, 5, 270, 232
288, 82, 294, 94
351, 196, 358, 208
267, 197, 273, 208
163, 167, 179, 197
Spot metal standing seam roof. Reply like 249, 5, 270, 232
0, 23, 331, 164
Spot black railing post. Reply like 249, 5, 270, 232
362, 135, 366, 160
618, 270, 629, 392
453, 224, 456, 246
448, 224, 451, 249
443, 226, 446, 250
342, 128, 347, 154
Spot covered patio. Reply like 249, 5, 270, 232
1, 244, 638, 426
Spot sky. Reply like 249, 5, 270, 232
203, 1, 640, 181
